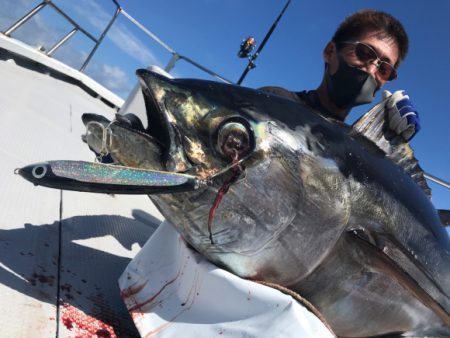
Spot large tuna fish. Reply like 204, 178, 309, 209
20, 70, 450, 337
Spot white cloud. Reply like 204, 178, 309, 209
109, 24, 160, 65
0, 0, 66, 49
72, 0, 111, 30
0, 0, 137, 98
99, 64, 130, 91
72, 0, 161, 65
1, 0, 163, 67
86, 62, 132, 98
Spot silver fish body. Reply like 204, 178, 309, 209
77, 69, 450, 336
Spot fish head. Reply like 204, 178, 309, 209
137, 69, 259, 177
138, 69, 351, 281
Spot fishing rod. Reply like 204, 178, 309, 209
237, 0, 292, 85
234, 1, 450, 193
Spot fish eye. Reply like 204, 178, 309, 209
32, 165, 47, 179
215, 118, 254, 161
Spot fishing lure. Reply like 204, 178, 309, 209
16, 160, 205, 194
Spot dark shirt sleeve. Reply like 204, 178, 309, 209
258, 86, 344, 122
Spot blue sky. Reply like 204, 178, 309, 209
1, 0, 449, 210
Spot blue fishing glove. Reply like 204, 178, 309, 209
383, 90, 421, 141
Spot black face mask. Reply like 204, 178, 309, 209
325, 54, 379, 109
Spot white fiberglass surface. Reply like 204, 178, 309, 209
0, 51, 162, 336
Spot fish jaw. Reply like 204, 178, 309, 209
137, 69, 199, 173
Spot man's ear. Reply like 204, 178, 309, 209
323, 41, 336, 63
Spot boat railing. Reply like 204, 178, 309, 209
2, 0, 232, 84
2, 1, 449, 192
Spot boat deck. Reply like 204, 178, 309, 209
0, 35, 162, 337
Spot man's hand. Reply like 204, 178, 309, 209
383, 90, 421, 141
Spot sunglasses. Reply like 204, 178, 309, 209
338, 41, 398, 81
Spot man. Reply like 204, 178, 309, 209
261, 9, 420, 141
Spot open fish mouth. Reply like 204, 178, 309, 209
136, 69, 193, 173
137, 70, 171, 159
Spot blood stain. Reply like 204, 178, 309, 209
61, 283, 72, 292
63, 317, 73, 330
120, 282, 146, 299
61, 304, 116, 337
96, 329, 111, 337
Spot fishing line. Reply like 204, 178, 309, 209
207, 152, 246, 244
85, 121, 114, 163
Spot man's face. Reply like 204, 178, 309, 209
326, 31, 400, 88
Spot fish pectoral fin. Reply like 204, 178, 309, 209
348, 230, 450, 327
438, 209, 450, 226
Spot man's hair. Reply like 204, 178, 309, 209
331, 10, 409, 67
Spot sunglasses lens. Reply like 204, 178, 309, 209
354, 43, 377, 63
354, 43, 397, 81
378, 62, 397, 81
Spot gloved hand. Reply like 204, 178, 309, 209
383, 90, 420, 141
